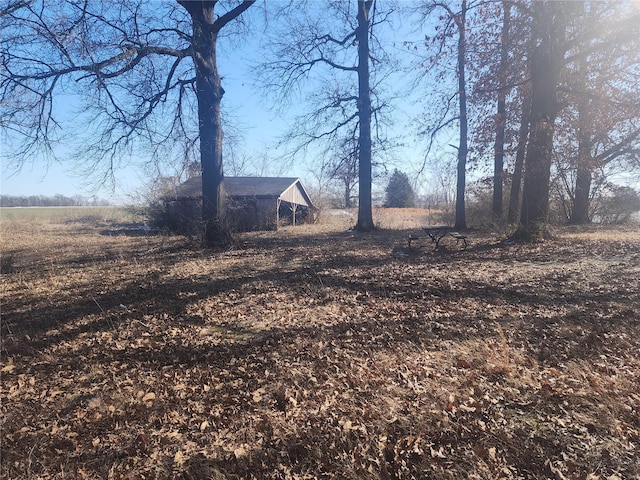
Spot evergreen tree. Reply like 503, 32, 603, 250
385, 170, 415, 208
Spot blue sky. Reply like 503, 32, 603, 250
0, 158, 146, 202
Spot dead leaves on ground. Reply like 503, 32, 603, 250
1, 223, 639, 479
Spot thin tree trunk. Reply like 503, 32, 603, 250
355, 0, 375, 232
344, 180, 352, 208
492, 1, 510, 221
572, 140, 593, 224
570, 59, 593, 225
507, 87, 531, 225
507, 84, 530, 224
454, 0, 468, 231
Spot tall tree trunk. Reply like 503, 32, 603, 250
355, 0, 375, 232
454, 0, 468, 230
514, 1, 571, 242
507, 84, 531, 224
184, 2, 229, 246
492, 1, 511, 221
180, 0, 254, 247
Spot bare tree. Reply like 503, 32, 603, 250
1, 0, 255, 246
416, 0, 474, 230
354, 0, 376, 230
259, 0, 397, 232
326, 135, 359, 208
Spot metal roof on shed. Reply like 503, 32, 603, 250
174, 176, 315, 208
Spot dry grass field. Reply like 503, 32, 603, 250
1, 208, 639, 479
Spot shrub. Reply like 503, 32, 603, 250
593, 185, 640, 224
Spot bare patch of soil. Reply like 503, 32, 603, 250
1, 218, 639, 479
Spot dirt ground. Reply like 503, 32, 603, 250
1, 211, 639, 479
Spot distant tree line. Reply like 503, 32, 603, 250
465, 177, 640, 226
0, 195, 110, 207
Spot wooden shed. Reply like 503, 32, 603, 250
166, 176, 317, 232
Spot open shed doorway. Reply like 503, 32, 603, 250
277, 199, 312, 228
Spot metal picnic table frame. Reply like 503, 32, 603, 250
406, 226, 468, 251
422, 225, 455, 250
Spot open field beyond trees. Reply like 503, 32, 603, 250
1, 208, 639, 479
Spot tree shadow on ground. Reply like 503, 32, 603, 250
4, 225, 637, 371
